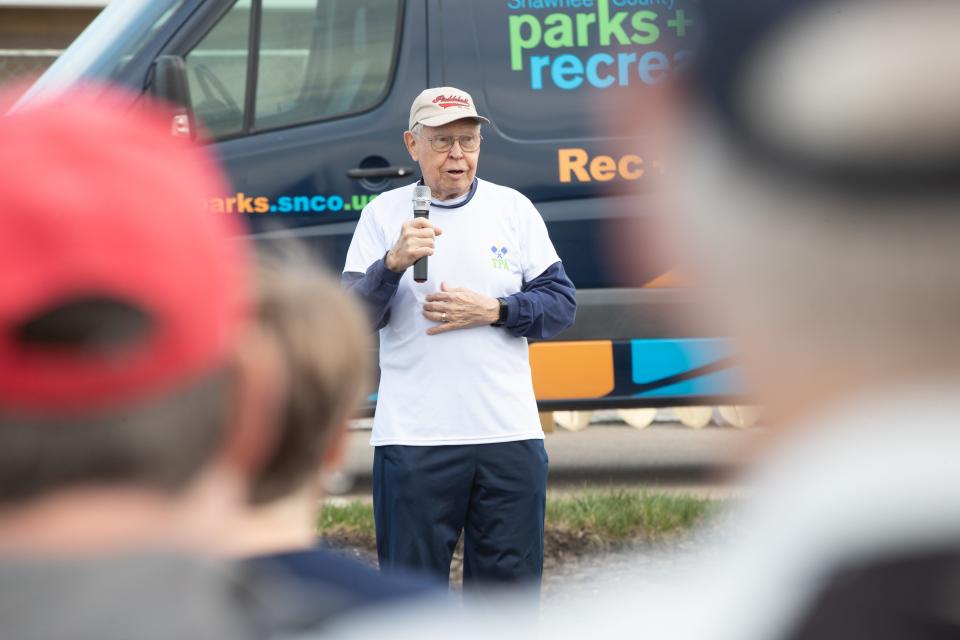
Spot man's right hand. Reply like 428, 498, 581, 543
385, 218, 443, 273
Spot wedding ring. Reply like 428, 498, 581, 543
442, 313, 448, 323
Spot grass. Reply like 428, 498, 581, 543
317, 499, 377, 539
317, 490, 715, 550
546, 490, 714, 543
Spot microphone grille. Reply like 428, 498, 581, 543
413, 185, 432, 202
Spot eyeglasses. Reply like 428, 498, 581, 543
420, 133, 483, 153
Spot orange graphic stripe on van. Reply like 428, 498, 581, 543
642, 268, 688, 288
529, 340, 614, 400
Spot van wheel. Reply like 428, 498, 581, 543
554, 411, 592, 431
675, 406, 713, 429
718, 405, 761, 428
618, 408, 657, 429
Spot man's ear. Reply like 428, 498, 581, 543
218, 327, 287, 479
403, 130, 419, 162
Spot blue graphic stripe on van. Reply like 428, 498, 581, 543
630, 338, 744, 398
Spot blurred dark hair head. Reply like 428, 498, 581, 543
663, 1, 960, 417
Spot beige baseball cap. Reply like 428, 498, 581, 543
408, 86, 490, 130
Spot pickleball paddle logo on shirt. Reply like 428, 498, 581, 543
491, 245, 510, 270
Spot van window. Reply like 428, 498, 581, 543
185, 0, 251, 139
183, 0, 401, 140
254, 0, 402, 130
30, 0, 190, 94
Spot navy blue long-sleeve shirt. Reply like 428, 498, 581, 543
342, 259, 576, 339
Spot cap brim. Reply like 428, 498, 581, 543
416, 113, 490, 128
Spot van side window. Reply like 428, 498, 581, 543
255, 0, 401, 129
184, 0, 251, 139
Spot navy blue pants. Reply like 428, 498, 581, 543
373, 439, 548, 589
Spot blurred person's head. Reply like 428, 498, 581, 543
655, 0, 960, 424
230, 250, 370, 555
0, 88, 284, 554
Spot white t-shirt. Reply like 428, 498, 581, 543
344, 179, 561, 446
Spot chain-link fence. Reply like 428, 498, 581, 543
0, 49, 61, 93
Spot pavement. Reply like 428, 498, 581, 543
330, 417, 761, 498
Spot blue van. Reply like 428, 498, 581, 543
23, 0, 746, 415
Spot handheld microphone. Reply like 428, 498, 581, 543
412, 185, 431, 283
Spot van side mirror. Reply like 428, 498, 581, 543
150, 55, 195, 139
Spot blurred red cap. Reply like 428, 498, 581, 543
0, 86, 250, 414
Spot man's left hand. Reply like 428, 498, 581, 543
423, 282, 499, 335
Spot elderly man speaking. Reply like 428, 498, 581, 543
343, 87, 576, 590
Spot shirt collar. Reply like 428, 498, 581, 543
416, 178, 478, 209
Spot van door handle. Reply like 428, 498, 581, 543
347, 166, 415, 179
